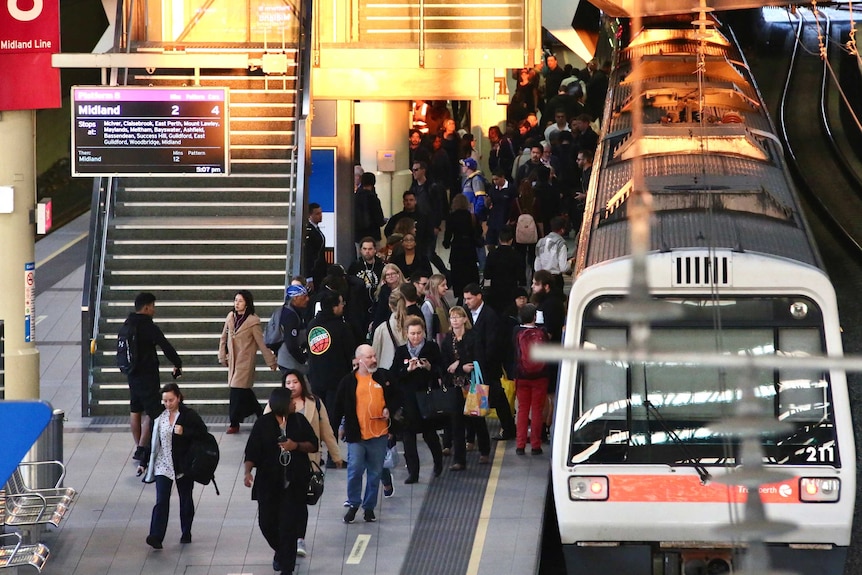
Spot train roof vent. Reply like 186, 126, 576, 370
672, 253, 732, 287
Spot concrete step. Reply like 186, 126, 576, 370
113, 202, 290, 218
107, 239, 288, 256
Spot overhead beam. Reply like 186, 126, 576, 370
52, 52, 251, 70
589, 0, 797, 18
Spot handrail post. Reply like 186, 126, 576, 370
523, 0, 529, 68
419, 0, 425, 68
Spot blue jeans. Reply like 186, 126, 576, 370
346, 435, 388, 511
149, 474, 194, 542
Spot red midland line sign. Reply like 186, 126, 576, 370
0, 0, 61, 111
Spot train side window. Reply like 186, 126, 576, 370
582, 328, 628, 419
777, 328, 829, 423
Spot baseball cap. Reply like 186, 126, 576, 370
460, 157, 478, 171
286, 285, 308, 299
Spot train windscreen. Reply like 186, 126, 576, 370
569, 296, 839, 468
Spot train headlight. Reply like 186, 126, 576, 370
799, 477, 840, 502
790, 301, 809, 319
568, 476, 608, 500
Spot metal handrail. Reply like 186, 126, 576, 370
80, 176, 110, 416
284, 0, 312, 283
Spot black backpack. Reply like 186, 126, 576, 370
116, 321, 138, 374
184, 432, 221, 495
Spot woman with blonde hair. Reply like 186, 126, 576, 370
372, 289, 410, 370
440, 305, 490, 470
371, 263, 406, 329
218, 290, 278, 434
421, 274, 450, 345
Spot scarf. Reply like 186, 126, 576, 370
234, 311, 249, 331
407, 339, 425, 359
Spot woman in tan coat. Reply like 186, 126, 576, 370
218, 290, 277, 433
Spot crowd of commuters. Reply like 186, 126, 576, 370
123, 53, 596, 573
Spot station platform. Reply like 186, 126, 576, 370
27, 212, 550, 575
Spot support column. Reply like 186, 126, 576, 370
355, 101, 411, 217
0, 110, 40, 399
472, 68, 509, 176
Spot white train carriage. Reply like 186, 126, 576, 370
552, 22, 855, 575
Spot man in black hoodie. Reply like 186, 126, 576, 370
307, 290, 356, 430
122, 292, 183, 466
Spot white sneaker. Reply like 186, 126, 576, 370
296, 538, 308, 558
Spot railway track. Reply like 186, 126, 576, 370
778, 11, 862, 252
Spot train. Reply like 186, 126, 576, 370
551, 15, 855, 575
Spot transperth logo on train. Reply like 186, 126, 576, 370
736, 484, 793, 498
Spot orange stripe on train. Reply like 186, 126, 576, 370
607, 475, 798, 503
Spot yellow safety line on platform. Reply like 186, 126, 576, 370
346, 533, 371, 564
36, 231, 88, 268
465, 440, 506, 575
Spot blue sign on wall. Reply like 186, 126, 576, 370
309, 148, 336, 212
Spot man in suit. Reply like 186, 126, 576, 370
462, 283, 516, 440
303, 203, 327, 292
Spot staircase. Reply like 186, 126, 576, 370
86, 57, 302, 416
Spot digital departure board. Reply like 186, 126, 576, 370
71, 86, 229, 176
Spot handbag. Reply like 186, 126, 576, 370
306, 460, 325, 505
416, 380, 462, 419
383, 444, 399, 470
464, 362, 491, 417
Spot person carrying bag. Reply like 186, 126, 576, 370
391, 316, 445, 483
464, 361, 491, 417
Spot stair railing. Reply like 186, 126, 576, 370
80, 176, 116, 416
288, 0, 313, 282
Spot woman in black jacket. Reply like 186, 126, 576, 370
244, 388, 319, 574
391, 316, 444, 483
143, 383, 207, 549
440, 306, 490, 470
442, 193, 481, 300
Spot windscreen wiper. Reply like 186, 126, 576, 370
643, 400, 712, 484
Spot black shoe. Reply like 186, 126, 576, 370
433, 461, 443, 477
343, 506, 359, 523
516, 448, 526, 455
404, 475, 419, 484
364, 509, 377, 522
493, 432, 515, 441
273, 552, 282, 571
531, 447, 543, 455
145, 536, 163, 550
180, 534, 192, 544
325, 457, 337, 469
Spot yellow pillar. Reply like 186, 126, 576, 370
354, 101, 411, 217
0, 110, 40, 399
473, 69, 509, 176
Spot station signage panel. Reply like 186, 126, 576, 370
0, 0, 60, 110
71, 86, 229, 176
